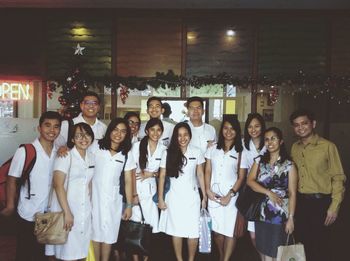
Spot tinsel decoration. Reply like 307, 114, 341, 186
49, 69, 350, 106
119, 84, 129, 104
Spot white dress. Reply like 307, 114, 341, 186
45, 147, 94, 260
241, 139, 266, 232
91, 148, 136, 244
158, 145, 205, 238
130, 141, 166, 233
205, 146, 239, 237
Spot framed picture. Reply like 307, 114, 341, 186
263, 109, 274, 122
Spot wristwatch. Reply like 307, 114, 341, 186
229, 188, 236, 197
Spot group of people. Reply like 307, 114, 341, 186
0, 91, 346, 261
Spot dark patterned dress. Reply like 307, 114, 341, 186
255, 158, 293, 258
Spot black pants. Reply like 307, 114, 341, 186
295, 194, 332, 261
15, 214, 46, 261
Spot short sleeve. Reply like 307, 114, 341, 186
8, 147, 26, 178
125, 151, 137, 171
160, 150, 168, 169
204, 146, 214, 160
53, 153, 71, 175
196, 148, 205, 165
54, 120, 69, 148
240, 149, 249, 169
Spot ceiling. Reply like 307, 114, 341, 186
0, 0, 349, 9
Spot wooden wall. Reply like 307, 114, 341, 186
331, 17, 350, 74
115, 16, 182, 77
46, 11, 112, 78
186, 18, 254, 77
258, 16, 328, 76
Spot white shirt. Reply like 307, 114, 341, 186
131, 141, 166, 174
241, 139, 266, 172
139, 119, 175, 147
55, 113, 107, 148
187, 121, 216, 155
205, 145, 240, 195
8, 138, 57, 221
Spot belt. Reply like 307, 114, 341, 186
299, 193, 331, 199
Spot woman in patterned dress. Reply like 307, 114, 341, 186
247, 127, 298, 261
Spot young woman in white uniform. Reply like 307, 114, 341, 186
130, 118, 166, 260
158, 122, 207, 261
91, 118, 136, 261
240, 113, 266, 246
45, 122, 95, 261
124, 111, 141, 144
205, 115, 245, 261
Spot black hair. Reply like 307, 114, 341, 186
289, 109, 315, 124
260, 127, 291, 164
244, 113, 266, 151
79, 91, 101, 104
162, 102, 172, 118
139, 118, 164, 170
146, 96, 162, 108
216, 115, 243, 153
186, 96, 204, 109
67, 122, 94, 149
39, 111, 62, 126
98, 117, 132, 155
166, 122, 191, 178
124, 111, 140, 123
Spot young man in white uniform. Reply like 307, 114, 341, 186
0, 111, 62, 261
139, 97, 175, 147
55, 91, 107, 149
185, 96, 216, 155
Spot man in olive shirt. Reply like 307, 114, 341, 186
290, 109, 346, 261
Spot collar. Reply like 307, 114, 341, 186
297, 133, 320, 146
75, 113, 98, 127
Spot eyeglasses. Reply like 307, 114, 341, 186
128, 120, 140, 126
74, 133, 92, 140
83, 100, 99, 106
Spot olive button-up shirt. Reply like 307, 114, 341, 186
291, 134, 346, 213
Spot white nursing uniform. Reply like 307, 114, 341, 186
241, 139, 266, 232
139, 120, 174, 147
8, 138, 57, 222
45, 148, 95, 260
55, 113, 107, 148
91, 149, 136, 244
158, 145, 205, 238
205, 146, 239, 237
187, 121, 216, 155
130, 141, 166, 233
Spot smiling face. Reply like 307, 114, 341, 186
222, 121, 236, 142
110, 123, 128, 148
292, 115, 316, 140
38, 118, 61, 143
127, 115, 140, 136
80, 95, 100, 119
247, 118, 262, 139
264, 130, 282, 154
146, 124, 163, 143
73, 126, 92, 151
177, 126, 191, 149
147, 99, 163, 119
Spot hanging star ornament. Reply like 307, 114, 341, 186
74, 43, 85, 55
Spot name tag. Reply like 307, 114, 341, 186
189, 157, 196, 160
229, 155, 237, 159
155, 158, 161, 160
115, 159, 123, 163
162, 137, 169, 140
88, 165, 95, 168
